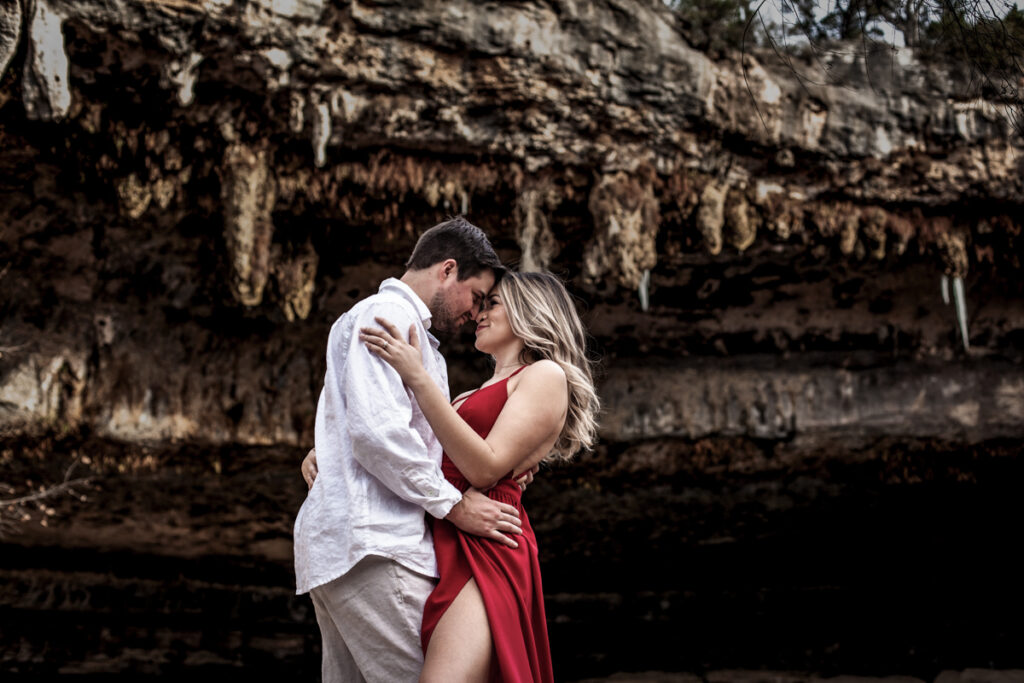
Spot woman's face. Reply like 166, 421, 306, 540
474, 290, 517, 354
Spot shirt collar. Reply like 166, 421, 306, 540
378, 278, 441, 349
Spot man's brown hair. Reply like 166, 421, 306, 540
405, 216, 504, 281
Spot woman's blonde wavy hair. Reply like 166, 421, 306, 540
498, 271, 600, 461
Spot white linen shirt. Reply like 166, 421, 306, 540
293, 278, 464, 595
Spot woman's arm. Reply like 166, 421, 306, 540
362, 318, 568, 489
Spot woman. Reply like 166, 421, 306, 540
307, 270, 599, 682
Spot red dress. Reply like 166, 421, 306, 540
421, 367, 554, 683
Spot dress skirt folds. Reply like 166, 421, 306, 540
420, 368, 554, 683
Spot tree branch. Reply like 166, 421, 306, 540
0, 476, 93, 507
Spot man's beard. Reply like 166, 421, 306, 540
429, 291, 464, 336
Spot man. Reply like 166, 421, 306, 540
293, 217, 524, 683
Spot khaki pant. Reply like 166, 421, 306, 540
310, 555, 436, 683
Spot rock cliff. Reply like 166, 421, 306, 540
1, 0, 1022, 679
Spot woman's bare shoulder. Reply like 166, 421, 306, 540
521, 359, 567, 386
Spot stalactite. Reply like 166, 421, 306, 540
162, 53, 204, 107
289, 91, 304, 134
515, 181, 560, 272
272, 243, 318, 322
696, 181, 725, 255
311, 93, 331, 168
953, 276, 969, 350
583, 171, 660, 290
862, 208, 888, 260
115, 174, 152, 219
938, 231, 971, 351
839, 211, 859, 255
0, 0, 21, 78
638, 268, 650, 312
22, 0, 70, 120
221, 143, 276, 307
724, 189, 756, 252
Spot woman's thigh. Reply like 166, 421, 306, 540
420, 578, 492, 683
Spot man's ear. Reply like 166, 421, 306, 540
439, 259, 458, 281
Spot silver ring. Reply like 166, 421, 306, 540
383, 341, 389, 350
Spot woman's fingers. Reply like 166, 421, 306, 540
361, 320, 422, 360
514, 466, 536, 491
373, 317, 402, 339
360, 319, 408, 357
301, 448, 318, 489
360, 332, 395, 360
360, 333, 384, 352
360, 328, 388, 345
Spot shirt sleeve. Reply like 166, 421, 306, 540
337, 300, 463, 519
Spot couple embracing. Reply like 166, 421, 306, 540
293, 216, 600, 682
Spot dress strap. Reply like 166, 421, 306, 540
454, 364, 532, 408
509, 364, 530, 378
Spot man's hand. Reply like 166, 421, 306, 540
514, 464, 539, 492
446, 488, 522, 548
301, 448, 318, 489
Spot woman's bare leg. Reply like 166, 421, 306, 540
420, 578, 492, 683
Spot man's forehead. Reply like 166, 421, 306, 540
466, 270, 496, 293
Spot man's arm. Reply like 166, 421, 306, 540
300, 446, 522, 547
